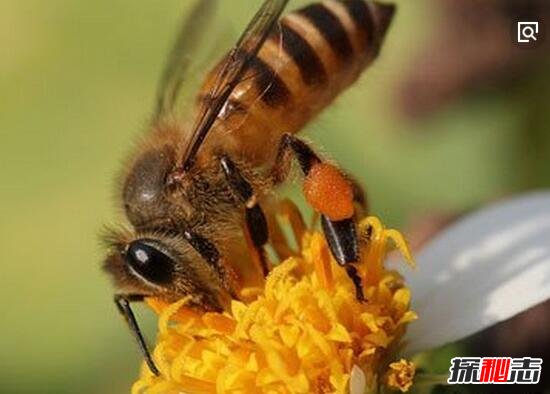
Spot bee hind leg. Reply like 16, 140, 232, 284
114, 294, 160, 376
219, 155, 270, 277
270, 133, 366, 301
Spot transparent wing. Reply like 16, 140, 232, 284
179, 0, 289, 171
154, 0, 218, 121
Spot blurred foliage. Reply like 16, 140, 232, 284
1, 0, 549, 392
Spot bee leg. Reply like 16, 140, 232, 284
182, 228, 238, 298
114, 294, 160, 376
271, 134, 365, 301
220, 155, 270, 277
344, 264, 365, 302
321, 216, 365, 301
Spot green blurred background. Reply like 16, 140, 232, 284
1, 0, 549, 392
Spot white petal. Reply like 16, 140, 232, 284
401, 191, 550, 354
349, 365, 366, 394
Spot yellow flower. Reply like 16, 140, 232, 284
132, 215, 416, 394
384, 359, 416, 393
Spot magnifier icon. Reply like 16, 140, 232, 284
518, 22, 539, 43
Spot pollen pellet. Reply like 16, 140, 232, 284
303, 162, 354, 221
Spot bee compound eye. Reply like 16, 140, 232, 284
126, 240, 174, 285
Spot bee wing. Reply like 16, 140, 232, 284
179, 0, 289, 171
154, 0, 218, 121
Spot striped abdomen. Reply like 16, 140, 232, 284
200, 0, 395, 165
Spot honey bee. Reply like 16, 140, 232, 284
103, 0, 395, 374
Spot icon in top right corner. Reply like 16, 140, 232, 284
517, 21, 539, 42
514, 19, 546, 48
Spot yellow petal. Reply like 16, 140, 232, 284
134, 217, 417, 393
326, 323, 352, 343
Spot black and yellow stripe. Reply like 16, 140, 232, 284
340, 0, 375, 52
247, 54, 291, 107
271, 22, 328, 86
200, 0, 395, 164
249, 0, 393, 107
298, 3, 354, 62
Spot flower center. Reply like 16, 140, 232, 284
134, 216, 417, 393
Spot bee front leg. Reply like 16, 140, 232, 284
114, 294, 160, 376
181, 228, 239, 300
271, 133, 365, 301
219, 155, 270, 277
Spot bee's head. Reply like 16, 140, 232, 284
101, 227, 223, 310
